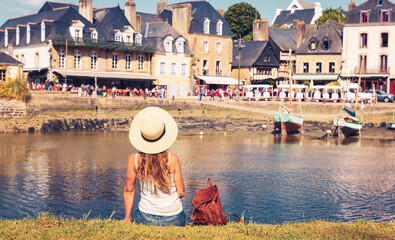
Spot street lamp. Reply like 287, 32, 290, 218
234, 35, 245, 92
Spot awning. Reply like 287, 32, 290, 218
341, 74, 389, 78
293, 74, 339, 81
195, 75, 240, 85
54, 70, 156, 81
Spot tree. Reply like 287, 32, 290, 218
224, 2, 261, 40
315, 8, 346, 26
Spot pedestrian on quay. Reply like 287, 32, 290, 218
210, 89, 215, 101
123, 107, 186, 226
199, 88, 203, 101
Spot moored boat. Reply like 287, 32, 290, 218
274, 111, 304, 135
388, 123, 395, 130
333, 116, 363, 137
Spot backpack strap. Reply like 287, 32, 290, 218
226, 213, 248, 225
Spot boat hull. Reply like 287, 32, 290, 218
274, 112, 303, 135
333, 117, 363, 137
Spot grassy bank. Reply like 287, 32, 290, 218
1, 214, 394, 240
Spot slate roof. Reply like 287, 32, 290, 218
144, 22, 193, 55
138, 12, 160, 34
296, 20, 343, 54
160, 1, 232, 37
38, 1, 79, 13
346, 0, 395, 23
0, 52, 22, 65
232, 41, 268, 67
272, 9, 316, 26
268, 27, 297, 51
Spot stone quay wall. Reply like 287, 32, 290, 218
0, 99, 27, 118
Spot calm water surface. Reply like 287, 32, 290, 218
0, 132, 394, 223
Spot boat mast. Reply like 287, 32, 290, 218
355, 53, 364, 112
288, 49, 292, 110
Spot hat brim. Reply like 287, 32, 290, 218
129, 107, 178, 154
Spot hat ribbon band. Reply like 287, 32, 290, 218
141, 126, 166, 143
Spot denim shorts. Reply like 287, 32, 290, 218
135, 209, 186, 226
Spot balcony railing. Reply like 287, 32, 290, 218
354, 66, 390, 74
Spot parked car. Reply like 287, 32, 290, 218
364, 90, 394, 102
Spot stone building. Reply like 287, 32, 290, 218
0, 52, 23, 81
157, 1, 237, 90
0, 0, 156, 89
271, 0, 323, 28
341, 0, 395, 94
294, 20, 343, 87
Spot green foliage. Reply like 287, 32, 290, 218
271, 24, 280, 29
224, 2, 261, 40
325, 81, 341, 86
315, 8, 346, 26
0, 77, 30, 102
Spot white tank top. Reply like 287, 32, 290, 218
135, 152, 183, 216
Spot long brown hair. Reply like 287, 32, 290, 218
136, 151, 172, 194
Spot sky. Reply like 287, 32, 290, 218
0, 0, 367, 27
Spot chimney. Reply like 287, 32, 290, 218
157, 1, 167, 15
217, 9, 224, 17
79, 0, 93, 23
292, 19, 299, 29
125, 0, 138, 31
253, 19, 268, 41
296, 21, 306, 49
348, 1, 356, 12
172, 4, 191, 37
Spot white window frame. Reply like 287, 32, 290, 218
74, 50, 81, 69
126, 54, 132, 70
4, 29, 8, 47
176, 37, 185, 54
160, 62, 166, 75
182, 63, 187, 76
135, 33, 142, 45
26, 25, 31, 44
112, 54, 118, 70
59, 49, 65, 69
91, 30, 98, 40
216, 20, 223, 35
164, 36, 174, 53
216, 43, 221, 54
203, 41, 209, 53
204, 18, 210, 34
16, 27, 20, 46
171, 63, 176, 76
91, 51, 97, 70
115, 32, 122, 42
138, 55, 144, 71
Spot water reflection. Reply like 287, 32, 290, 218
0, 132, 394, 223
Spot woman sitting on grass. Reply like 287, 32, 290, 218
123, 107, 186, 226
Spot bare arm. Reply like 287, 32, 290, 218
123, 153, 136, 222
172, 153, 185, 199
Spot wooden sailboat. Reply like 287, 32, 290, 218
274, 50, 304, 136
333, 55, 364, 137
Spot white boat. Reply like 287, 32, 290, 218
333, 116, 363, 137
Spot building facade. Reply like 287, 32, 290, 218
342, 0, 395, 94
294, 20, 343, 87
0, 0, 156, 89
0, 52, 23, 81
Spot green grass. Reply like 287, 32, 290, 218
0, 213, 393, 240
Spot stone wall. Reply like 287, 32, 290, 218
0, 99, 26, 118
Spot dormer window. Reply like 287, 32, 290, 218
321, 38, 331, 50
4, 29, 8, 47
75, 30, 81, 39
382, 11, 389, 22
115, 32, 122, 42
309, 38, 318, 51
27, 25, 31, 44
176, 37, 185, 54
16, 27, 20, 46
91, 30, 98, 40
377, 0, 383, 6
164, 36, 174, 53
41, 22, 45, 42
216, 20, 223, 35
69, 20, 85, 41
361, 11, 368, 23
204, 18, 210, 34
135, 33, 142, 45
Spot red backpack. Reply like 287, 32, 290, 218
189, 179, 245, 226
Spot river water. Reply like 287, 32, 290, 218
0, 132, 394, 223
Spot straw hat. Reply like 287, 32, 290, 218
129, 107, 178, 154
